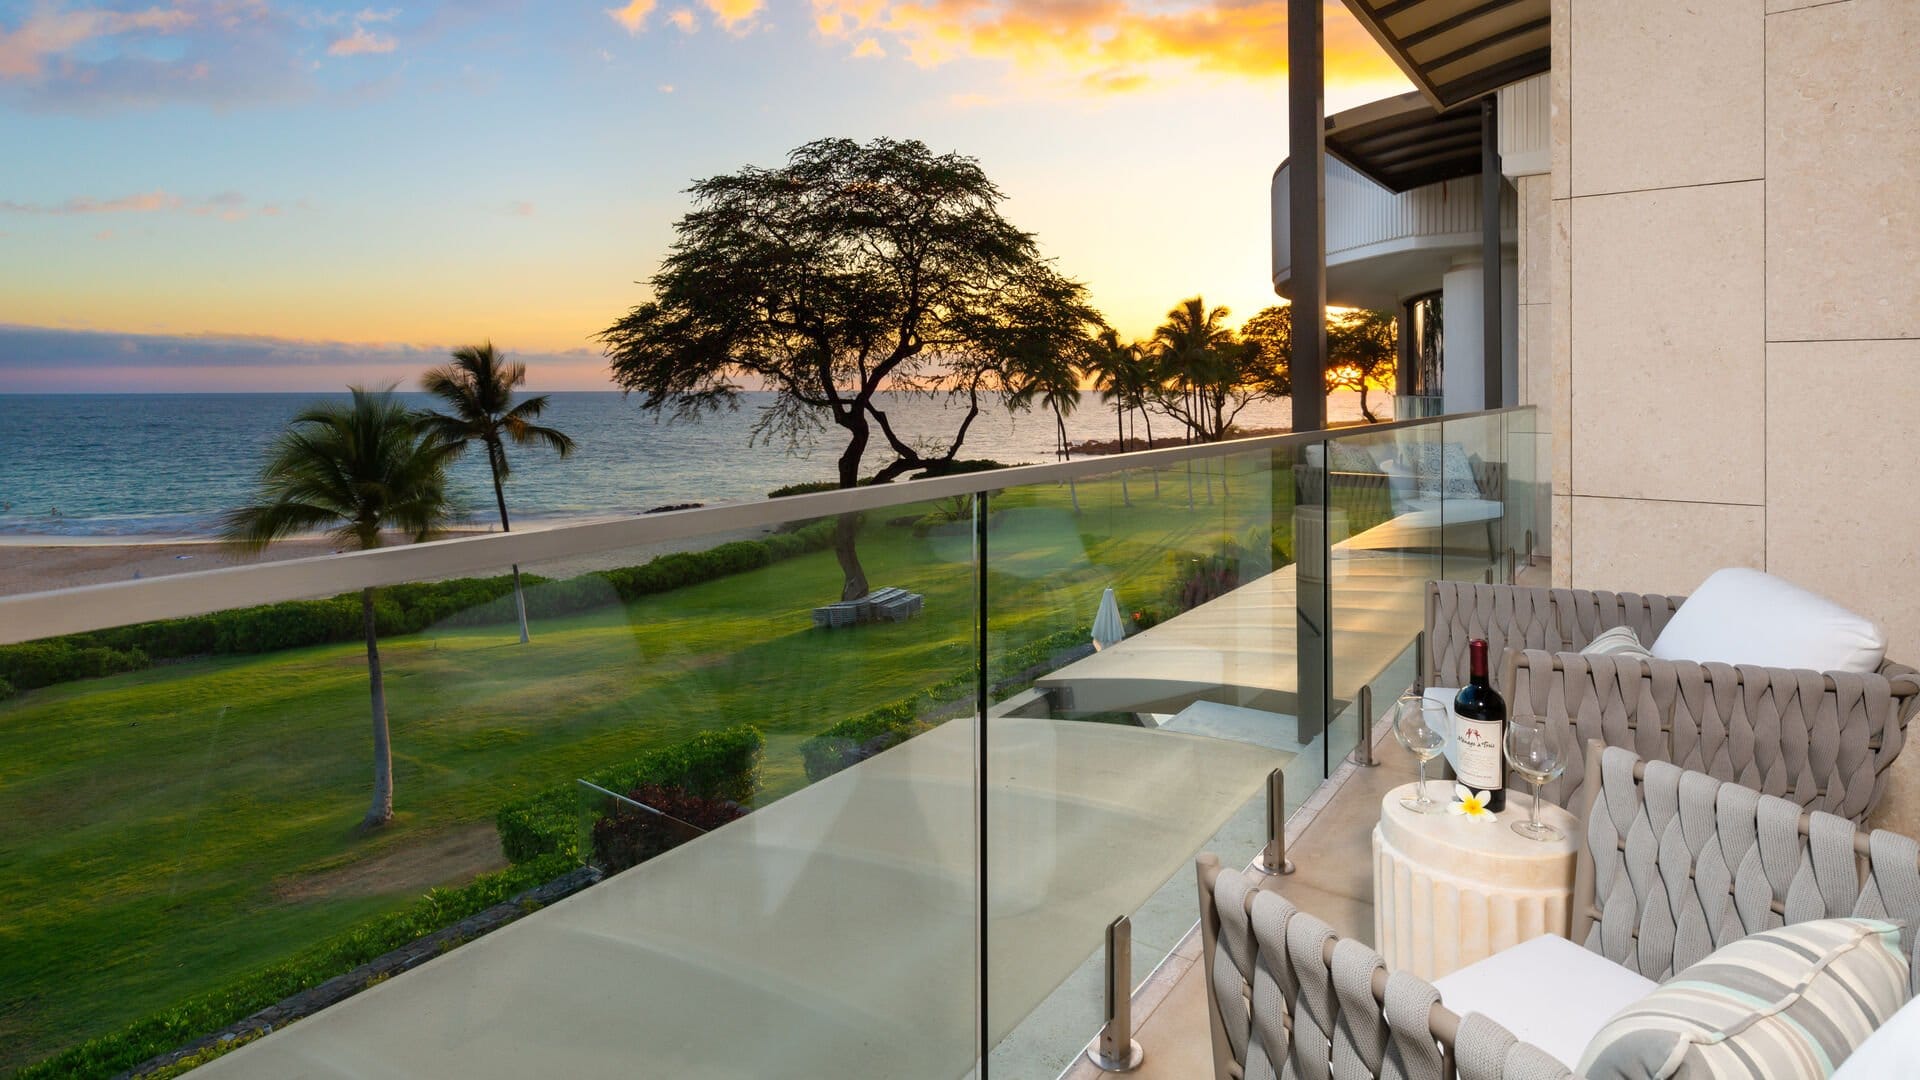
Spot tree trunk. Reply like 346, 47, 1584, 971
1359, 383, 1377, 423
833, 417, 871, 601
1115, 406, 1130, 506
1144, 409, 1161, 497
490, 451, 531, 644
361, 586, 394, 830
1056, 407, 1080, 514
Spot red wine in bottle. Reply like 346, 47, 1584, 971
1452, 638, 1507, 811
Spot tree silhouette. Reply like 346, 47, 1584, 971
222, 388, 458, 830
1151, 297, 1265, 443
598, 137, 1099, 600
419, 342, 576, 643
1327, 310, 1398, 422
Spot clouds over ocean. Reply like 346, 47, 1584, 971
0, 324, 608, 392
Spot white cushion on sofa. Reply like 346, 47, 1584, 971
1650, 567, 1887, 674
1833, 991, 1920, 1078
1432, 933, 1657, 1069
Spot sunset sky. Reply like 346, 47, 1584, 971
0, 0, 1409, 391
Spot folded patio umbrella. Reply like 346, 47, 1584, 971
1091, 586, 1127, 651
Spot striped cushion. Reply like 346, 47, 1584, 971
1577, 919, 1910, 1079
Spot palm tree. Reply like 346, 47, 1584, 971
222, 387, 458, 830
1009, 343, 1085, 513
1150, 296, 1237, 442
1151, 296, 1237, 506
1085, 329, 1139, 504
419, 342, 577, 644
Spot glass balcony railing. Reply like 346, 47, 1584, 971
0, 406, 1536, 1079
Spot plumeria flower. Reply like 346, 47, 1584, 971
1450, 784, 1497, 822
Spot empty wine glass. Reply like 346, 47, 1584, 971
1506, 719, 1566, 841
1392, 692, 1448, 813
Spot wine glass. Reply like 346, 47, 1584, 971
1506, 719, 1566, 840
1391, 693, 1448, 813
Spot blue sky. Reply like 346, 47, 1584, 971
0, 0, 1408, 390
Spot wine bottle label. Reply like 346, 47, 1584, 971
1454, 712, 1506, 792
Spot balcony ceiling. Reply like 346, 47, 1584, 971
1339, 0, 1551, 110
1326, 91, 1483, 193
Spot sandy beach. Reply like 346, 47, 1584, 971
0, 536, 360, 597
0, 519, 778, 599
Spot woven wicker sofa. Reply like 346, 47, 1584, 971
1423, 580, 1920, 823
1293, 457, 1507, 563
1195, 743, 1920, 1079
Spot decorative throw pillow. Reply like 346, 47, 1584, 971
1327, 440, 1382, 473
1650, 567, 1888, 674
1580, 625, 1656, 661
1409, 442, 1480, 501
1577, 918, 1910, 1080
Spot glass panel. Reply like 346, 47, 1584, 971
0, 499, 981, 1078
980, 445, 1307, 1076
1505, 405, 1549, 580
1436, 410, 1511, 584
1323, 419, 1445, 783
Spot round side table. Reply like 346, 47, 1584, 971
1371, 783, 1579, 981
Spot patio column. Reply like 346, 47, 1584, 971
1287, 0, 1326, 435
1289, 0, 1329, 746
1481, 98, 1504, 408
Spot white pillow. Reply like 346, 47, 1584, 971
1834, 991, 1920, 1078
1650, 568, 1887, 674
1581, 625, 1655, 661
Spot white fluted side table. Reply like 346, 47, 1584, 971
1371, 784, 1578, 980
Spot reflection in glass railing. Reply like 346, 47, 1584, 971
0, 407, 1537, 1079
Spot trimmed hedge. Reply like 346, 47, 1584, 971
0, 677, 13, 701
799, 627, 1090, 781
12, 851, 577, 1080
0, 522, 837, 695
0, 642, 150, 691
495, 726, 764, 865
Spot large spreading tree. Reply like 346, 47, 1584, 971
598, 137, 1099, 600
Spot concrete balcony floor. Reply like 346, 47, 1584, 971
1066, 707, 1426, 1080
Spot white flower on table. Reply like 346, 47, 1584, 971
1450, 784, 1497, 821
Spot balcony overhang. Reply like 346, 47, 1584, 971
1337, 0, 1551, 110
1326, 91, 1485, 193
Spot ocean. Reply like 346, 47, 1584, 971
0, 391, 1362, 538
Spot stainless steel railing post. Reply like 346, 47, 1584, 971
1084, 916, 1144, 1071
1346, 684, 1377, 767
1261, 768, 1296, 876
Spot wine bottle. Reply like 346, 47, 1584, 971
1452, 638, 1507, 811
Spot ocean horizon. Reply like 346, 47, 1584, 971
0, 390, 1366, 540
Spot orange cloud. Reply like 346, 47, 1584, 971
608, 0, 658, 32
701, 0, 764, 32
666, 8, 699, 31
0, 4, 194, 79
808, 0, 1403, 93
0, 189, 289, 222
327, 25, 396, 56
851, 36, 885, 58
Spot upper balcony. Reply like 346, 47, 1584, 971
1271, 78, 1546, 311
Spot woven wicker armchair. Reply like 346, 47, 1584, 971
1197, 854, 1573, 1080
1424, 581, 1920, 822
1572, 742, 1920, 989
1195, 744, 1920, 1079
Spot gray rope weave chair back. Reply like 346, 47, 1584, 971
1571, 742, 1920, 990
1196, 855, 1573, 1080
1425, 581, 1920, 821
1424, 583, 1680, 690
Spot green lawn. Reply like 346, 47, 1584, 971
0, 460, 1293, 1072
